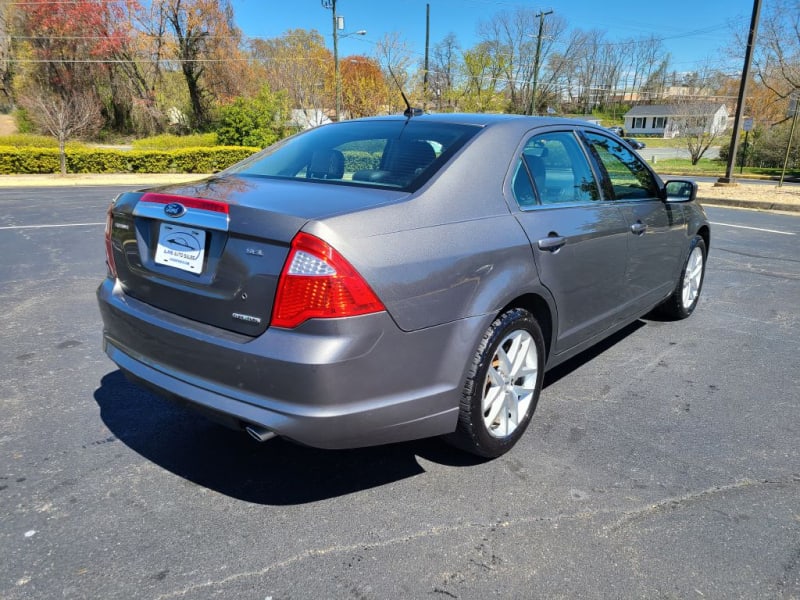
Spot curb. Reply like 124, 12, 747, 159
699, 197, 800, 213
0, 174, 206, 188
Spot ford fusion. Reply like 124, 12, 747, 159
98, 113, 709, 457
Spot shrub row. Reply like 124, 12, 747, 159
131, 133, 220, 150
0, 146, 260, 174
343, 150, 381, 172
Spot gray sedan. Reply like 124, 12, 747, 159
98, 113, 709, 457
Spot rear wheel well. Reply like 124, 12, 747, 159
500, 294, 554, 361
696, 225, 710, 253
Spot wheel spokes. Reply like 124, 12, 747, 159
483, 376, 505, 425
506, 332, 531, 379
682, 248, 703, 307
482, 329, 538, 438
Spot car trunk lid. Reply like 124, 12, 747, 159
108, 175, 403, 336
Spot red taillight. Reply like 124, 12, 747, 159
104, 205, 117, 279
271, 232, 385, 329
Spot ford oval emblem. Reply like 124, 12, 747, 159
163, 202, 186, 218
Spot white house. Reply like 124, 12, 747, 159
290, 109, 332, 130
623, 103, 729, 138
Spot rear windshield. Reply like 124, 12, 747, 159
227, 119, 482, 191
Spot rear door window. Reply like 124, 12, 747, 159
511, 131, 600, 207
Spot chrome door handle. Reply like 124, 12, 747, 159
630, 221, 647, 235
538, 236, 566, 252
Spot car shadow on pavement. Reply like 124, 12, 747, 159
93, 371, 487, 505
543, 320, 647, 388
94, 320, 646, 505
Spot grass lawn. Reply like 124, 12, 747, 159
650, 157, 799, 180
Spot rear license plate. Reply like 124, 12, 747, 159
154, 222, 206, 274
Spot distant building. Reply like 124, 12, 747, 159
290, 109, 333, 129
624, 104, 729, 138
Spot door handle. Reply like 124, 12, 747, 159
630, 221, 647, 235
537, 235, 566, 252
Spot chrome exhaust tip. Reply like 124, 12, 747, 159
245, 425, 277, 443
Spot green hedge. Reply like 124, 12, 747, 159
131, 133, 220, 150
343, 150, 381, 172
0, 146, 260, 174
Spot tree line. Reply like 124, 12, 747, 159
0, 0, 797, 169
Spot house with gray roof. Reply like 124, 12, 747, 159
623, 103, 729, 137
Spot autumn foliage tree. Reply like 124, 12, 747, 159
15, 0, 157, 135
157, 0, 249, 128
18, 0, 133, 92
252, 30, 333, 121
340, 56, 389, 118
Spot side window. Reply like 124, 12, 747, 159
512, 161, 536, 207
511, 131, 599, 207
583, 132, 659, 200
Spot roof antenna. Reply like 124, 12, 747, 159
387, 63, 423, 118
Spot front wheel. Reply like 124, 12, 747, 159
658, 235, 707, 320
448, 308, 545, 458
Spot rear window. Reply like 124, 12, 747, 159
227, 119, 481, 191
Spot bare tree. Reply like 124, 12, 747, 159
477, 8, 565, 114
459, 41, 505, 112
429, 33, 460, 111
629, 36, 666, 101
374, 32, 414, 112
251, 29, 331, 117
20, 90, 102, 175
669, 102, 729, 164
749, 0, 800, 120
572, 29, 606, 113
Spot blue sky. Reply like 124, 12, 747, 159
231, 0, 753, 74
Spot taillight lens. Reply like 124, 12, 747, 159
271, 232, 385, 329
104, 204, 117, 279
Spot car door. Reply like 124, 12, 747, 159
581, 131, 687, 315
509, 129, 630, 355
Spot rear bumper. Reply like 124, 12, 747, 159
97, 278, 483, 449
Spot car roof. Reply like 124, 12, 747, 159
346, 112, 602, 131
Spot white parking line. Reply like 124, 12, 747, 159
710, 222, 795, 236
0, 222, 105, 231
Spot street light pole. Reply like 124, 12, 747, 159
322, 1, 364, 121
321, 0, 342, 121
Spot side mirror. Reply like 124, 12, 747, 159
663, 179, 697, 203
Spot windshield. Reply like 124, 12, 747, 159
227, 119, 482, 191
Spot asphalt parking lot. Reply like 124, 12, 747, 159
1, 187, 798, 599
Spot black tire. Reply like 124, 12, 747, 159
448, 308, 545, 458
658, 235, 707, 320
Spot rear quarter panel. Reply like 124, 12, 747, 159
308, 123, 548, 333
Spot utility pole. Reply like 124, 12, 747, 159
322, 1, 364, 121
778, 92, 799, 188
718, 0, 762, 185
527, 9, 553, 116
321, 0, 342, 121
423, 3, 430, 111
